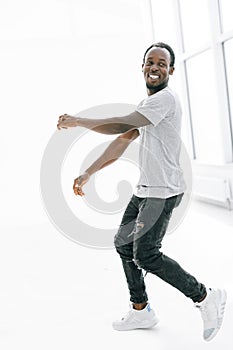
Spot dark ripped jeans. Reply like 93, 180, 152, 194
114, 194, 206, 304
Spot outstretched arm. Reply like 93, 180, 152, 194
57, 111, 150, 134
73, 128, 139, 196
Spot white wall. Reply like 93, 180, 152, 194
0, 0, 153, 227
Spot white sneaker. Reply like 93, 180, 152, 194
195, 288, 227, 341
112, 303, 159, 331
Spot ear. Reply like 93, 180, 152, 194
142, 63, 144, 72
169, 66, 175, 75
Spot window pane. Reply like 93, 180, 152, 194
186, 50, 225, 163
224, 39, 233, 138
179, 0, 211, 52
220, 0, 233, 33
151, 0, 178, 51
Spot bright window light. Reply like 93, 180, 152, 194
224, 39, 233, 134
220, 0, 233, 33
179, 0, 211, 51
186, 50, 225, 163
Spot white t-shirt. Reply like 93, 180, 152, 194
134, 86, 186, 198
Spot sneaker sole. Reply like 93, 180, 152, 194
205, 289, 227, 342
113, 318, 159, 331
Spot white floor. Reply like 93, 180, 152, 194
1, 199, 233, 350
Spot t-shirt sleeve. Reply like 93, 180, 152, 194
136, 91, 173, 128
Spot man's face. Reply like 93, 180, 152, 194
142, 47, 174, 95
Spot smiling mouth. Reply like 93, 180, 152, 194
148, 74, 160, 81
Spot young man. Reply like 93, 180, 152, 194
57, 42, 227, 341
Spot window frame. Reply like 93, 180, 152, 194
149, 0, 233, 164
178, 0, 233, 163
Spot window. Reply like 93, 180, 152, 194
150, 0, 233, 164
186, 50, 224, 163
220, 0, 233, 33
179, 0, 211, 52
224, 39, 233, 139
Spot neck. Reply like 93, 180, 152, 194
147, 81, 168, 96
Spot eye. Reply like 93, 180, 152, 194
159, 62, 166, 67
145, 60, 153, 66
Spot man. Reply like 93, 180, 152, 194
57, 42, 227, 342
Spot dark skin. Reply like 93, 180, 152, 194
142, 47, 175, 96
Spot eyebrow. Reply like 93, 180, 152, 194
146, 57, 167, 62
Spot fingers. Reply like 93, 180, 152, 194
59, 113, 68, 120
59, 114, 68, 121
57, 114, 68, 130
57, 123, 68, 130
73, 178, 85, 196
75, 187, 85, 196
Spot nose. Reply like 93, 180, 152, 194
150, 63, 159, 72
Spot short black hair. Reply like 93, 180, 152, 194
143, 42, 175, 67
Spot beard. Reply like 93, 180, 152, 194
146, 79, 168, 93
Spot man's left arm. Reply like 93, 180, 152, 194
57, 111, 151, 134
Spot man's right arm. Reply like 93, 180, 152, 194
86, 128, 139, 176
73, 129, 139, 196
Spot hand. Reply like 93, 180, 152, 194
73, 172, 90, 196
57, 114, 79, 130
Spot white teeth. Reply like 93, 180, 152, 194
149, 74, 159, 80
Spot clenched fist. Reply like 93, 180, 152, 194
57, 114, 79, 130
